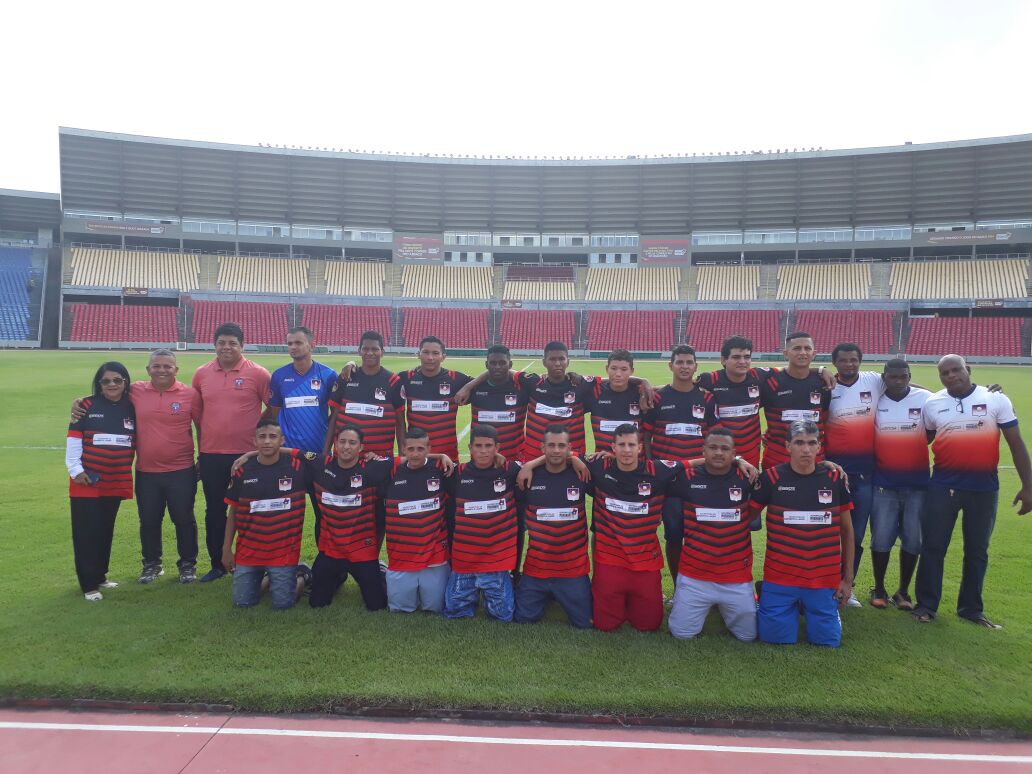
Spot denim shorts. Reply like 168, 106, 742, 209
232, 564, 298, 609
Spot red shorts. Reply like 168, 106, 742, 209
591, 562, 663, 633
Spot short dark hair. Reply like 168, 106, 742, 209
419, 335, 445, 352
359, 330, 385, 349
214, 322, 244, 346
91, 361, 131, 399
785, 331, 813, 347
607, 349, 634, 366
544, 341, 568, 356
670, 344, 697, 362
256, 418, 281, 431
288, 326, 314, 343
704, 426, 735, 444
336, 423, 365, 442
486, 344, 511, 358
543, 423, 571, 440
883, 358, 910, 373
832, 342, 862, 363
404, 428, 430, 443
721, 336, 753, 358
612, 422, 640, 440
469, 424, 499, 443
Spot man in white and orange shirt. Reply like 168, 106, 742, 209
192, 322, 271, 583
914, 355, 1032, 629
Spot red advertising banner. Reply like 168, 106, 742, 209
394, 234, 444, 261
640, 239, 690, 263
86, 221, 166, 235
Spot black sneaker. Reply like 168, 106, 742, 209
199, 567, 227, 583
179, 564, 197, 584
138, 563, 164, 584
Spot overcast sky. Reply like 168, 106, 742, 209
3, 0, 1030, 194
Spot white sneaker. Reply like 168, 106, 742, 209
99, 580, 119, 589
84, 591, 103, 601
845, 593, 862, 608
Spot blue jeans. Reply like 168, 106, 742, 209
757, 581, 841, 647
915, 484, 998, 619
514, 574, 592, 628
232, 564, 298, 609
849, 475, 873, 574
870, 486, 924, 555
443, 570, 515, 621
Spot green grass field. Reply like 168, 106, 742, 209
1, 350, 1030, 731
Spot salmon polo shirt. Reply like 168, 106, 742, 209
130, 380, 202, 473
191, 357, 271, 455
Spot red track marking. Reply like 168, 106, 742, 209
1, 709, 1030, 773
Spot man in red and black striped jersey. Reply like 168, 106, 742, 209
383, 428, 453, 613
443, 425, 523, 622
324, 331, 405, 457
582, 349, 653, 454
644, 344, 721, 581
513, 424, 593, 629
759, 331, 832, 469
305, 424, 391, 611
458, 345, 536, 462
222, 419, 308, 609
396, 336, 473, 461
520, 341, 597, 462
667, 427, 757, 641
750, 420, 855, 647
586, 423, 683, 632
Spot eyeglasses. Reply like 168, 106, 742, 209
100, 377, 125, 386
954, 396, 964, 414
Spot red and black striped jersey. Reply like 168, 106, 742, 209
398, 368, 472, 460
224, 456, 308, 567
697, 368, 771, 467
520, 465, 591, 579
67, 395, 136, 499
749, 464, 852, 589
587, 456, 682, 572
672, 466, 754, 584
643, 385, 720, 462
451, 461, 522, 573
521, 375, 595, 461
301, 452, 392, 562
582, 379, 644, 454
383, 458, 451, 571
759, 370, 829, 468
328, 367, 404, 456
470, 371, 536, 462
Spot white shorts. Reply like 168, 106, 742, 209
668, 574, 757, 641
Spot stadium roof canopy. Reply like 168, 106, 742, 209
59, 127, 1032, 233
0, 188, 61, 231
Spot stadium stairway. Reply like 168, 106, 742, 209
385, 263, 404, 298
491, 265, 506, 300
1022, 319, 1032, 356
759, 264, 779, 299
870, 263, 892, 299
307, 259, 327, 294
682, 265, 699, 301
574, 267, 588, 300
197, 255, 219, 291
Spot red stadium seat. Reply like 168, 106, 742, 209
401, 307, 489, 349
500, 309, 577, 350
684, 310, 783, 353
67, 303, 178, 343
188, 300, 289, 345
300, 304, 392, 347
794, 310, 895, 354
585, 311, 677, 351
905, 317, 1023, 357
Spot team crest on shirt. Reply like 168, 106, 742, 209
567, 486, 580, 501
170, 402, 181, 414
659, 459, 678, 468
638, 482, 652, 496
908, 408, 922, 419
564, 391, 576, 404
374, 386, 387, 401
123, 418, 135, 430
818, 489, 833, 505
311, 378, 322, 390
351, 474, 363, 488
860, 391, 872, 404
972, 404, 987, 417
439, 383, 451, 396
493, 478, 506, 493
504, 393, 517, 406
729, 486, 743, 502
234, 378, 244, 389
629, 403, 640, 416
427, 477, 440, 492
278, 477, 293, 492
692, 404, 705, 419
810, 391, 822, 405
748, 385, 760, 399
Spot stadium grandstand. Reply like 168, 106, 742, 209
3, 128, 1032, 360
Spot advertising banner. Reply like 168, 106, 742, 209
640, 238, 691, 263
394, 234, 444, 261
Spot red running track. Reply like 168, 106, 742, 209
1, 708, 1030, 773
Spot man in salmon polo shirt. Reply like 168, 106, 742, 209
192, 322, 272, 583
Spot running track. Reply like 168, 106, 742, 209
1, 708, 1030, 772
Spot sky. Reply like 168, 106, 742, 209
3, 0, 1031, 194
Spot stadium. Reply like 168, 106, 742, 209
1, 127, 1031, 358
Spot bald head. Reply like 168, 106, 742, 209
937, 353, 972, 396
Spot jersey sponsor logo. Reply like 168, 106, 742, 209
250, 497, 291, 513
478, 410, 517, 423
398, 497, 440, 515
278, 477, 293, 492
243, 478, 258, 484
783, 409, 820, 422
629, 403, 640, 416
605, 497, 649, 516
748, 385, 760, 398
310, 378, 322, 390
567, 486, 581, 501
439, 383, 451, 396
285, 395, 320, 409
493, 478, 507, 493
818, 489, 833, 504
665, 422, 701, 437
697, 508, 741, 522
860, 391, 872, 404
692, 404, 706, 419
427, 477, 440, 492
718, 403, 758, 418
536, 507, 579, 522
411, 400, 450, 412
345, 402, 385, 417
170, 402, 181, 414
234, 378, 244, 389
600, 419, 637, 432
972, 404, 987, 417
660, 459, 678, 468
123, 418, 135, 430
322, 491, 361, 508
729, 486, 743, 502
351, 474, 363, 488
777, 485, 796, 491
810, 391, 822, 405
784, 510, 832, 525
536, 403, 573, 418
93, 433, 132, 447
638, 482, 652, 496
465, 497, 507, 514
564, 391, 576, 404
504, 393, 517, 406
374, 387, 388, 401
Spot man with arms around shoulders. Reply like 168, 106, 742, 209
395, 336, 472, 462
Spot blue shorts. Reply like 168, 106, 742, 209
757, 581, 841, 647
514, 574, 592, 628
443, 570, 514, 621
232, 564, 298, 610
870, 486, 924, 555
